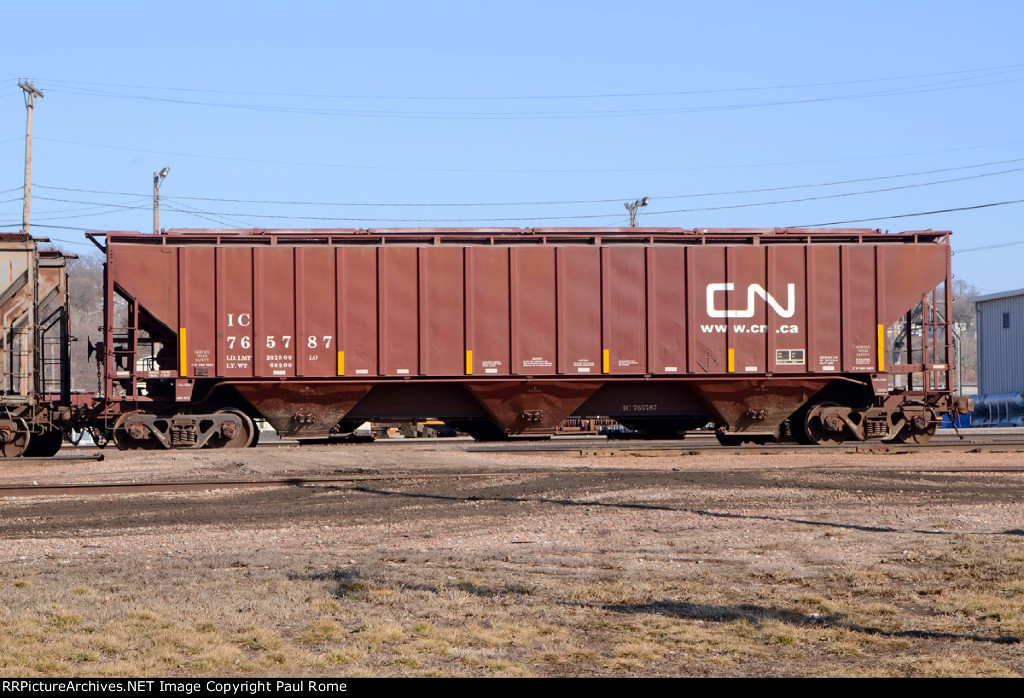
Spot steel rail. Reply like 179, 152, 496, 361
0, 454, 104, 463
0, 471, 551, 499
467, 434, 1024, 455
3, 459, 1024, 500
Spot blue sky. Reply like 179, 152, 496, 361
2, 1, 1022, 293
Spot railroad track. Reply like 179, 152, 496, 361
466, 432, 1024, 455
0, 470, 549, 499
4, 455, 1024, 499
0, 454, 104, 463
55, 430, 1024, 459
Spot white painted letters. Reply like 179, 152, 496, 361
706, 283, 796, 319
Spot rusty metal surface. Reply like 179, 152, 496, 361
463, 380, 603, 436
0, 236, 73, 420
233, 383, 373, 438
0, 237, 38, 399
690, 378, 834, 435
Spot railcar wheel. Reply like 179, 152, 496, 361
802, 402, 847, 446
887, 408, 938, 445
23, 430, 63, 457
0, 419, 32, 458
112, 412, 160, 450
208, 409, 257, 449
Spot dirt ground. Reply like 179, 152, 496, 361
0, 441, 1022, 677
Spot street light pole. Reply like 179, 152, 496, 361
623, 197, 650, 227
19, 81, 43, 236
153, 167, 170, 234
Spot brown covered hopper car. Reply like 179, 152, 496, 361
0, 232, 75, 456
92, 227, 962, 449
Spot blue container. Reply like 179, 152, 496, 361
941, 412, 971, 429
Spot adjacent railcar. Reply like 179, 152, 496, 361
91, 227, 961, 450
0, 232, 76, 456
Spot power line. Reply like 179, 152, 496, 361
645, 167, 1024, 217
174, 158, 1024, 207
20, 206, 149, 224
163, 204, 245, 228
35, 135, 1024, 174
0, 222, 106, 240
3, 203, 1023, 252
957, 239, 1024, 254
35, 195, 149, 207
35, 155, 1024, 210
43, 73, 1024, 120
32, 166, 1021, 225
31, 63, 1024, 101
26, 198, 151, 216
148, 196, 1024, 243
163, 199, 255, 229
799, 199, 1024, 227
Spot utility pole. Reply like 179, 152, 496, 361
19, 81, 43, 236
153, 167, 170, 234
624, 197, 649, 227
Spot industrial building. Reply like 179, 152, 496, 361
973, 288, 1024, 426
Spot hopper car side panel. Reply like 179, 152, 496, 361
420, 246, 465, 377
647, 246, 687, 375
338, 246, 378, 376
216, 245, 254, 378
512, 246, 557, 376
603, 246, 646, 375
466, 246, 510, 376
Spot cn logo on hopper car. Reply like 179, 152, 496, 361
706, 283, 797, 319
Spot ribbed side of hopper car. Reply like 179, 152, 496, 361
81, 227, 965, 451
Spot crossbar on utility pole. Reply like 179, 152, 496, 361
19, 80, 43, 236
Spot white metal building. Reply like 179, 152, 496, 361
973, 289, 1024, 426
975, 288, 1024, 395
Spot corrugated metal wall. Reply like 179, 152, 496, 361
107, 232, 950, 385
976, 293, 1024, 394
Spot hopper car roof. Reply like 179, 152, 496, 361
90, 227, 951, 248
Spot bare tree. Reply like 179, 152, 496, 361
951, 277, 980, 388
67, 254, 104, 393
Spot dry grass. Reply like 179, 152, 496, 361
4, 535, 1021, 677
2, 451, 1023, 677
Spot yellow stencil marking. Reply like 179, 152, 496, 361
179, 328, 187, 376
877, 325, 885, 372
